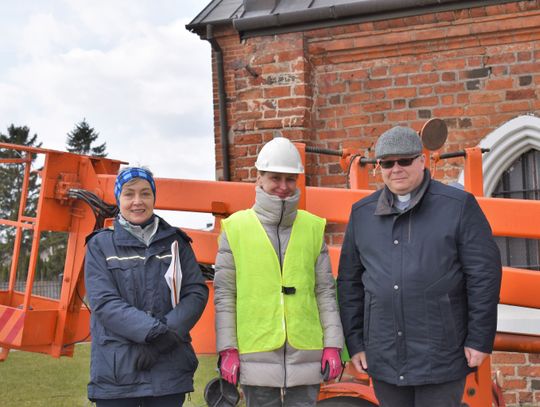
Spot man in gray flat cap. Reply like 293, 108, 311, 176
337, 126, 502, 407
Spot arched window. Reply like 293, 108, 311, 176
459, 115, 540, 335
465, 115, 540, 270
492, 149, 540, 271
456, 115, 540, 196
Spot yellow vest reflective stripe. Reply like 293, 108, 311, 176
222, 208, 325, 354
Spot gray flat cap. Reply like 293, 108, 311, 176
375, 126, 423, 159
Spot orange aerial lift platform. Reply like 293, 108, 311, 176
0, 119, 538, 406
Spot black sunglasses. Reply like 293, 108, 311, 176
379, 155, 420, 169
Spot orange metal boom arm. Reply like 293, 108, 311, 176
0, 141, 538, 363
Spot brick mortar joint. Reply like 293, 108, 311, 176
306, 7, 540, 45
307, 13, 540, 59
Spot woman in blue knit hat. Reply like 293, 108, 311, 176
84, 166, 209, 407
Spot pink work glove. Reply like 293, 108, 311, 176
219, 348, 240, 385
321, 347, 342, 381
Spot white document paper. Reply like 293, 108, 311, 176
164, 240, 182, 307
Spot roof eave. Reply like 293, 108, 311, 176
187, 0, 520, 40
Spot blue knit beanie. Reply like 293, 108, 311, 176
114, 167, 156, 204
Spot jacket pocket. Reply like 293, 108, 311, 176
179, 342, 198, 372
106, 260, 140, 308
438, 294, 458, 349
160, 341, 199, 374
92, 343, 148, 385
115, 344, 149, 385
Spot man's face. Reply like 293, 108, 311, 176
119, 178, 155, 224
257, 171, 298, 199
380, 154, 425, 195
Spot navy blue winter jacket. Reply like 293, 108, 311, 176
84, 216, 209, 400
337, 173, 501, 386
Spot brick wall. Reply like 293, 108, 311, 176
213, 1, 540, 186
493, 351, 540, 406
208, 1, 540, 405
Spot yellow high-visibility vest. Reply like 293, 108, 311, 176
222, 208, 325, 354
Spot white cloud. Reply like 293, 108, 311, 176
0, 1, 215, 227
18, 13, 73, 58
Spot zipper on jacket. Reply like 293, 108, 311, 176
277, 200, 285, 272
407, 209, 413, 243
282, 344, 287, 399
276, 200, 288, 392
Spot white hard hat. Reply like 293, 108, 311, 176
255, 137, 304, 174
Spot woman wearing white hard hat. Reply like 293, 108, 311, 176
214, 137, 344, 406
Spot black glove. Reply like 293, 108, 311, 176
134, 330, 182, 371
150, 329, 183, 354
135, 345, 160, 371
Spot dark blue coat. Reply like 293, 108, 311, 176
337, 174, 501, 386
84, 216, 209, 400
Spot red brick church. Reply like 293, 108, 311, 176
188, 1, 540, 405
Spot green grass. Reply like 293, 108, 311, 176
0, 344, 221, 407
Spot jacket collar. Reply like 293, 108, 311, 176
113, 215, 176, 247
118, 214, 159, 245
374, 169, 431, 216
253, 186, 299, 227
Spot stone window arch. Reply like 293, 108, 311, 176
458, 115, 540, 196
458, 115, 540, 334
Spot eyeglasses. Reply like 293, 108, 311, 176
378, 155, 420, 169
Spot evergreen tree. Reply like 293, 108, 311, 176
0, 125, 42, 280
66, 119, 107, 157
0, 125, 41, 220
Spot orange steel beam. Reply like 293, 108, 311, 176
499, 267, 539, 309
21, 155, 44, 312
477, 197, 540, 239
294, 142, 307, 210
462, 358, 493, 407
463, 147, 484, 197
307, 187, 371, 223
101, 176, 540, 240
97, 175, 255, 213
343, 154, 371, 190
494, 332, 540, 353
189, 281, 216, 354
319, 381, 378, 405
22, 226, 41, 311
8, 153, 33, 305
0, 158, 31, 165
0, 142, 117, 157
99, 175, 374, 225
182, 228, 219, 265
0, 219, 34, 229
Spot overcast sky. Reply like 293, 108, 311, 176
0, 0, 215, 227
